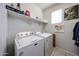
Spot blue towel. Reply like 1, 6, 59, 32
73, 22, 79, 47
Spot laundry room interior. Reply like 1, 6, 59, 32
0, 3, 79, 56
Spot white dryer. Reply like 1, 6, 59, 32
15, 32, 44, 56
35, 32, 53, 56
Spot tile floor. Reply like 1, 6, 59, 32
51, 47, 77, 56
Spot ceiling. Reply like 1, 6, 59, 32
35, 3, 55, 10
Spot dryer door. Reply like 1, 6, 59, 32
45, 36, 53, 56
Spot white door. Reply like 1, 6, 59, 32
0, 4, 7, 56
17, 39, 44, 56
45, 36, 53, 56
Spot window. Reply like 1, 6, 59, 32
51, 9, 63, 24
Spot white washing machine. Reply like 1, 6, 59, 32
15, 32, 44, 56
35, 32, 53, 56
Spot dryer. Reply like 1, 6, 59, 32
15, 32, 44, 56
35, 32, 53, 56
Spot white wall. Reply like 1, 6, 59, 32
44, 3, 77, 23
0, 4, 7, 55
43, 3, 79, 55
7, 15, 44, 45
20, 3, 43, 20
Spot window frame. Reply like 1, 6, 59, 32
51, 9, 64, 24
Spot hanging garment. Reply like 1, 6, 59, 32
73, 22, 79, 47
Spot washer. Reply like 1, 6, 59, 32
15, 32, 44, 56
35, 32, 53, 56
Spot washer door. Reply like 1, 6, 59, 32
18, 39, 44, 56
